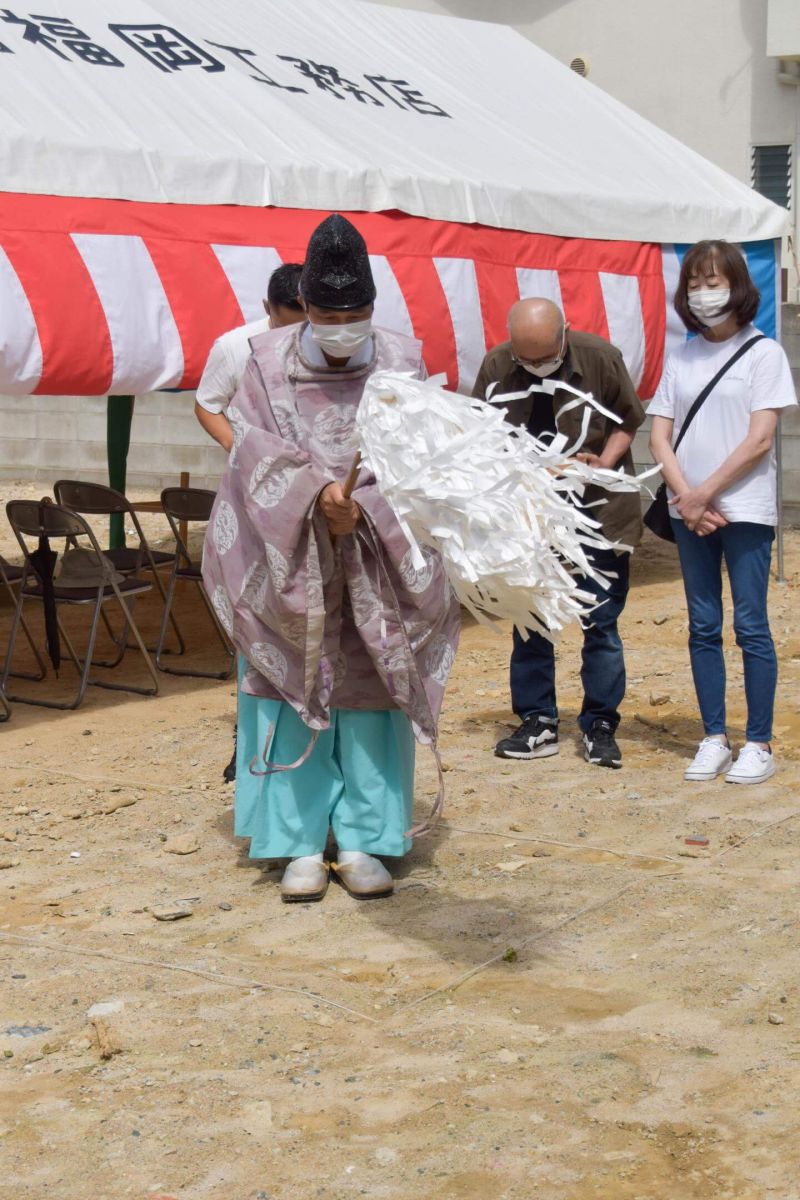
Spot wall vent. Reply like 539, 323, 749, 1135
751, 144, 792, 209
569, 56, 590, 77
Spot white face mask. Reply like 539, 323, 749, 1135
515, 331, 566, 378
310, 318, 372, 357
522, 355, 562, 378
687, 288, 731, 326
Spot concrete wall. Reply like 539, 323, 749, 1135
0, 389, 227, 493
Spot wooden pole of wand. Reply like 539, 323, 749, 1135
341, 453, 361, 500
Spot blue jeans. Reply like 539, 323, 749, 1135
510, 547, 630, 733
671, 518, 776, 742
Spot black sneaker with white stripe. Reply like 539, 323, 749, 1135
582, 719, 622, 769
495, 715, 559, 760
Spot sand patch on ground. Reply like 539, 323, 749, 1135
1, 488, 799, 1199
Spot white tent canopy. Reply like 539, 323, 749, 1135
0, 0, 787, 243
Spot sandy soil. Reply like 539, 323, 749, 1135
1, 485, 799, 1200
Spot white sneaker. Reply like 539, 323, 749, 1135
725, 743, 776, 785
684, 737, 732, 782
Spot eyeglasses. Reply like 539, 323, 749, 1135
511, 331, 566, 370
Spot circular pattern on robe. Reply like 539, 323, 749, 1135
211, 586, 234, 635
240, 562, 269, 614
313, 405, 357, 452
399, 548, 434, 594
280, 613, 307, 651
228, 406, 249, 465
306, 574, 324, 613
272, 396, 305, 447
422, 634, 455, 687
381, 645, 409, 676
249, 459, 291, 509
250, 642, 289, 686
347, 574, 382, 624
405, 618, 433, 652
265, 544, 290, 593
213, 501, 238, 555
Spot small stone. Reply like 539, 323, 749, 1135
509, 823, 523, 833
649, 693, 671, 707
495, 1048, 519, 1064
63, 810, 83, 820
652, 615, 669, 625
768, 1012, 785, 1025
151, 905, 193, 922
87, 999, 124, 1019
531, 848, 551, 858
102, 797, 136, 816
69, 851, 81, 859
495, 860, 529, 873
162, 835, 200, 856
13, 806, 29, 816
188, 1039, 203, 1047
218, 902, 233, 911
0, 860, 20, 871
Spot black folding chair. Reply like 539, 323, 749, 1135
155, 487, 234, 679
2, 500, 158, 710
0, 553, 46, 681
53, 480, 185, 662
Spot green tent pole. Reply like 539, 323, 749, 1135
107, 395, 134, 549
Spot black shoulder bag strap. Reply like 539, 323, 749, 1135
672, 334, 765, 454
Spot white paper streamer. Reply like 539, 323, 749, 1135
356, 371, 658, 640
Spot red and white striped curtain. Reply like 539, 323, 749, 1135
0, 194, 668, 399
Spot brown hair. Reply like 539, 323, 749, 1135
674, 240, 760, 334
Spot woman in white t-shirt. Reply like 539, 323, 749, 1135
649, 240, 797, 786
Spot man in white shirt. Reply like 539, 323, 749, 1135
195, 262, 304, 450
195, 261, 304, 781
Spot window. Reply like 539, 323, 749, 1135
751, 144, 792, 209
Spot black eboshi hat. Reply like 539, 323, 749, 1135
300, 214, 376, 310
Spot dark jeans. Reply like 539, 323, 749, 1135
671, 518, 776, 742
510, 548, 630, 733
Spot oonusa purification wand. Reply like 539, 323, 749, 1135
354, 370, 658, 640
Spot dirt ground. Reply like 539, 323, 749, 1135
1, 484, 799, 1200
